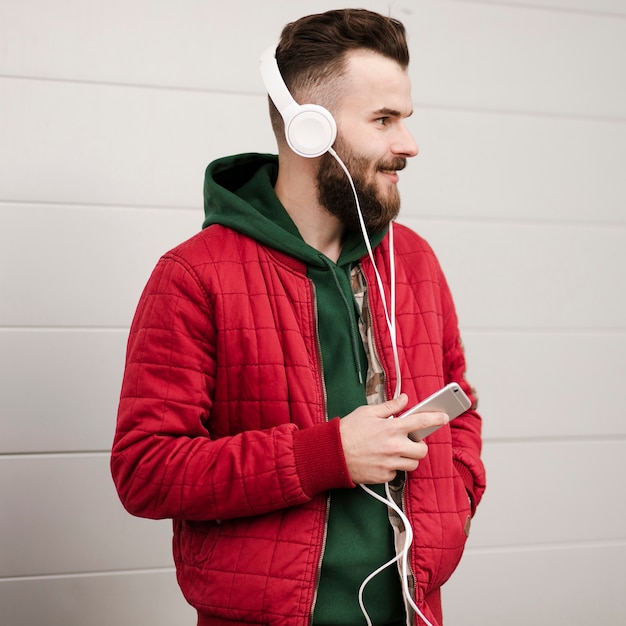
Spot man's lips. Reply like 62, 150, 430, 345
378, 159, 406, 183
379, 170, 400, 183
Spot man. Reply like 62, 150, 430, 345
111, 8, 485, 626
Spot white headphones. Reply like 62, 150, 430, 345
259, 44, 337, 158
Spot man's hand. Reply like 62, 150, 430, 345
339, 394, 448, 485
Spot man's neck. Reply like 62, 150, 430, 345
274, 157, 345, 263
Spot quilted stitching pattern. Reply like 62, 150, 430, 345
111, 223, 485, 625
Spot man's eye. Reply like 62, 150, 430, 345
376, 117, 389, 126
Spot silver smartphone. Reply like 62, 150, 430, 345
399, 382, 471, 441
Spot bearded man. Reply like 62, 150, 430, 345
111, 8, 485, 626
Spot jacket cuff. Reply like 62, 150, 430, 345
293, 418, 355, 497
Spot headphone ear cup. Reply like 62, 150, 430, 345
284, 104, 337, 158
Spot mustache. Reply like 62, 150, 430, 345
377, 158, 407, 172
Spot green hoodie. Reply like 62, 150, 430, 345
203, 153, 405, 624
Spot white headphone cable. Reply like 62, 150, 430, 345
328, 147, 401, 398
327, 147, 433, 626
359, 482, 434, 626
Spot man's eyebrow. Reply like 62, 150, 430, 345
373, 107, 414, 118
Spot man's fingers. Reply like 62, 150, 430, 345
374, 393, 409, 418
395, 410, 449, 434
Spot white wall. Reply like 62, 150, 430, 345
1, 1, 624, 624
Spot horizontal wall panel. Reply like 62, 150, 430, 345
410, 1, 626, 118
404, 218, 626, 330
453, 0, 626, 16
0, 570, 195, 626
2, 205, 624, 331
0, 0, 375, 90
0, 204, 200, 327
404, 107, 626, 224
0, 77, 276, 209
2, 442, 624, 577
1, 1, 624, 119
443, 542, 626, 626
3, 77, 624, 225
3, 546, 624, 626
463, 330, 626, 440
0, 330, 128, 454
469, 440, 626, 548
1, 327, 621, 457
0, 454, 173, 577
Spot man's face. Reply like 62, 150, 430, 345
316, 51, 418, 233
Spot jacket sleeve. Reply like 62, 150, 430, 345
439, 271, 487, 513
110, 253, 353, 522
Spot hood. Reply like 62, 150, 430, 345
202, 153, 387, 269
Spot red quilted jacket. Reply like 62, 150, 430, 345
111, 225, 485, 625
111, 153, 485, 625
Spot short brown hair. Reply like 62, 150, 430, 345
269, 9, 409, 141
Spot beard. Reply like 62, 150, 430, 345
316, 143, 406, 234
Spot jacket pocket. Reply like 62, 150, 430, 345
411, 466, 472, 596
434, 469, 472, 589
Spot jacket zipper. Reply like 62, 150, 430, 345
400, 482, 417, 626
308, 280, 330, 625
309, 493, 331, 625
